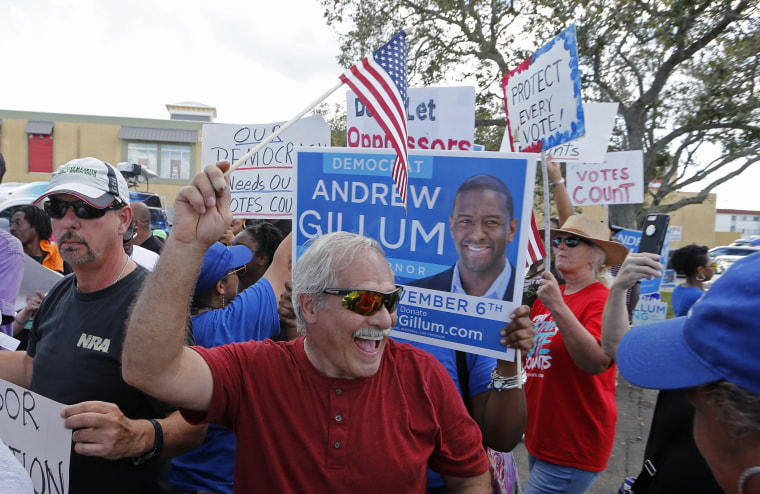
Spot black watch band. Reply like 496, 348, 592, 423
132, 418, 163, 466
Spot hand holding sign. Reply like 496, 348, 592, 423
499, 305, 535, 354
62, 401, 150, 460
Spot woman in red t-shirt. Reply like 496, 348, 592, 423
523, 214, 628, 494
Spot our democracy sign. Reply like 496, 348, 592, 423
0, 379, 71, 493
201, 115, 330, 218
502, 24, 584, 153
346, 86, 476, 152
294, 148, 536, 360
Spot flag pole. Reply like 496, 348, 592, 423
541, 149, 551, 273
518, 148, 552, 388
224, 80, 345, 177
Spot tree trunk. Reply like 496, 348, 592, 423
609, 203, 638, 230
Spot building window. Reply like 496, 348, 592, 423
127, 143, 158, 173
754, 217, 759, 222
160, 145, 191, 180
127, 143, 191, 180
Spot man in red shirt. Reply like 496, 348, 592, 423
123, 161, 492, 494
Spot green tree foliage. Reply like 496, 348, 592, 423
313, 103, 348, 147
320, 0, 759, 227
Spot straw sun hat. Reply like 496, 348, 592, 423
540, 214, 629, 266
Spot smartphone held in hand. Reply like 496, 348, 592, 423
638, 214, 670, 254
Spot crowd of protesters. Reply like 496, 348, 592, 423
0, 156, 757, 494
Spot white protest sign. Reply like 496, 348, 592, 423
502, 24, 585, 153
669, 225, 682, 242
16, 254, 62, 311
346, 86, 475, 151
549, 103, 619, 163
632, 299, 669, 326
660, 269, 678, 290
566, 150, 644, 206
0, 379, 71, 493
201, 115, 330, 218
0, 332, 20, 351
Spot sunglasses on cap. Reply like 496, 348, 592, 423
228, 265, 246, 277
551, 236, 593, 249
45, 198, 123, 220
323, 285, 404, 316
123, 228, 138, 246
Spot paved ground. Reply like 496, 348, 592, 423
512, 373, 659, 493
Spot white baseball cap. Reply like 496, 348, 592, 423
36, 157, 130, 208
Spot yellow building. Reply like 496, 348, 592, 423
0, 103, 216, 210
537, 190, 721, 249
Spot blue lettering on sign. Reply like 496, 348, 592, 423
614, 230, 642, 253
324, 154, 434, 178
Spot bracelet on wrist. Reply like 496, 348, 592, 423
14, 316, 29, 326
550, 179, 565, 188
133, 418, 163, 466
488, 367, 528, 391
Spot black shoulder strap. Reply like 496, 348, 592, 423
455, 351, 472, 416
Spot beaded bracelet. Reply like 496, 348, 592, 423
488, 367, 528, 391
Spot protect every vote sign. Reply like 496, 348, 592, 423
293, 147, 537, 359
502, 24, 585, 153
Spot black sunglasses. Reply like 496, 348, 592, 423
323, 285, 404, 316
45, 199, 122, 220
551, 236, 592, 249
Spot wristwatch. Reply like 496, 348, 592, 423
132, 418, 163, 466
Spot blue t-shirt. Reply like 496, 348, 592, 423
671, 285, 704, 317
170, 278, 280, 494
393, 339, 495, 488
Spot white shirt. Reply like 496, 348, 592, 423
450, 261, 513, 300
0, 438, 33, 493
130, 245, 159, 271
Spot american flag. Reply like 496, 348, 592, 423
340, 31, 410, 210
526, 212, 547, 269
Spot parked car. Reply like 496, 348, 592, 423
730, 237, 760, 247
128, 190, 170, 232
0, 183, 49, 232
708, 245, 760, 274
5, 181, 50, 201
0, 182, 25, 203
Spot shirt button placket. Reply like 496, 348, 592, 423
327, 386, 347, 467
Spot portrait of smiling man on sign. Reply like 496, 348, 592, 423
410, 173, 519, 302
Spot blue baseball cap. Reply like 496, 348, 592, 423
195, 242, 252, 295
617, 251, 760, 395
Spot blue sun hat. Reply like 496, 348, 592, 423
195, 242, 252, 295
617, 251, 760, 395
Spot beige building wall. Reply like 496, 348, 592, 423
715, 231, 743, 246
662, 191, 718, 249
0, 109, 204, 208
534, 190, 720, 248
